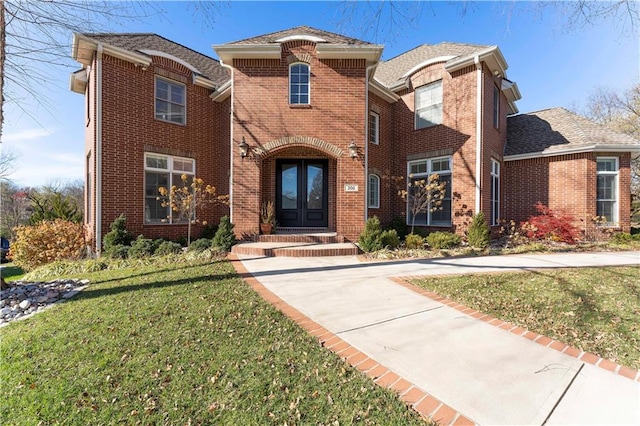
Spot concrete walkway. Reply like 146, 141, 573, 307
234, 251, 640, 425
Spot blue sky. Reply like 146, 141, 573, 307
3, 1, 638, 188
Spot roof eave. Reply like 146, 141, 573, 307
213, 44, 281, 63
69, 69, 87, 94
369, 79, 399, 103
504, 144, 640, 161
210, 80, 231, 102
444, 45, 507, 77
72, 33, 152, 68
316, 44, 383, 65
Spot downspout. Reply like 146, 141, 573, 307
218, 59, 234, 222
474, 55, 482, 214
364, 63, 377, 222
95, 44, 103, 255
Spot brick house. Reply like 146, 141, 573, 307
70, 26, 640, 253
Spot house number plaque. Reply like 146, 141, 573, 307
344, 184, 358, 192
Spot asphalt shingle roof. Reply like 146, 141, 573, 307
374, 42, 490, 88
224, 25, 372, 46
506, 107, 640, 156
82, 33, 230, 86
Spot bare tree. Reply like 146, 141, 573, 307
0, 146, 17, 181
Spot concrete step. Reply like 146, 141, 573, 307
255, 232, 345, 244
231, 241, 359, 257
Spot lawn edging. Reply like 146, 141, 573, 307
228, 253, 476, 426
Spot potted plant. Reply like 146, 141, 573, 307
260, 200, 276, 234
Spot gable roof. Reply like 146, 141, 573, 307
76, 33, 230, 86
374, 42, 489, 88
224, 25, 373, 46
505, 107, 640, 159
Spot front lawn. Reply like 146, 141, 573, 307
411, 266, 640, 370
1, 263, 25, 282
0, 257, 425, 425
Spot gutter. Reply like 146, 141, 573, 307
96, 44, 103, 255
217, 59, 235, 222
364, 62, 378, 223
504, 145, 640, 161
474, 55, 482, 215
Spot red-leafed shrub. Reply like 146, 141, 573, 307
9, 219, 86, 271
520, 203, 581, 244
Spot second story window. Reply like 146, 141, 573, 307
369, 111, 380, 145
289, 63, 310, 105
415, 80, 443, 129
155, 77, 186, 124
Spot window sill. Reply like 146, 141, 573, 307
155, 118, 187, 126
289, 104, 312, 109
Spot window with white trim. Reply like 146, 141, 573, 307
155, 77, 186, 124
369, 111, 380, 145
368, 174, 380, 208
415, 80, 443, 129
144, 153, 195, 223
407, 156, 452, 226
493, 86, 500, 129
596, 157, 618, 224
289, 63, 310, 104
490, 159, 500, 225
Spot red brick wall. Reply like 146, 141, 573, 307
504, 152, 631, 232
367, 93, 394, 224
230, 41, 367, 240
98, 53, 229, 245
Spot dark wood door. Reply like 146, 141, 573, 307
276, 159, 328, 228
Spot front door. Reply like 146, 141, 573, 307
276, 159, 328, 228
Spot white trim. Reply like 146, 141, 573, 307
96, 45, 103, 255
406, 156, 453, 227
474, 55, 482, 214
289, 62, 310, 105
596, 156, 619, 225
368, 79, 400, 103
140, 49, 201, 74
490, 159, 500, 226
69, 69, 87, 93
368, 174, 380, 209
214, 44, 281, 62
210, 80, 231, 102
445, 45, 506, 76
369, 111, 380, 145
275, 34, 327, 43
316, 44, 383, 63
504, 145, 640, 161
155, 76, 186, 125
144, 153, 195, 224
193, 75, 217, 90
402, 56, 456, 78
73, 34, 151, 68
414, 80, 443, 130
217, 59, 235, 222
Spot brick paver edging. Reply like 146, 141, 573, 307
390, 276, 640, 383
227, 254, 476, 426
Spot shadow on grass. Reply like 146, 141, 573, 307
1, 264, 25, 281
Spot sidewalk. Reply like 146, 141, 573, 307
233, 251, 640, 425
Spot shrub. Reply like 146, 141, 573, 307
358, 216, 384, 252
405, 233, 424, 249
386, 217, 409, 240
199, 223, 218, 240
380, 229, 400, 249
212, 216, 236, 252
426, 231, 461, 249
9, 219, 86, 271
188, 238, 212, 252
128, 235, 156, 259
467, 212, 490, 249
155, 240, 183, 256
521, 202, 580, 244
103, 214, 133, 254
611, 232, 632, 244
107, 244, 130, 259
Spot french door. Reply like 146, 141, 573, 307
276, 159, 328, 228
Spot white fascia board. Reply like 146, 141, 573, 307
385, 78, 409, 92
69, 69, 88, 93
72, 34, 151, 68
444, 45, 507, 76
275, 35, 327, 43
504, 145, 640, 161
316, 44, 383, 63
210, 80, 231, 102
140, 49, 201, 74
369, 79, 399, 103
213, 44, 281, 62
402, 56, 456, 78
193, 75, 217, 90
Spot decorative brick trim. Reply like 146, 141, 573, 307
287, 53, 312, 65
255, 136, 344, 159
228, 253, 478, 425
390, 276, 640, 382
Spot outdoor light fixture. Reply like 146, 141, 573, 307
348, 141, 358, 159
238, 137, 249, 159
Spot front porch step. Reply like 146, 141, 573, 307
255, 232, 344, 244
231, 241, 359, 257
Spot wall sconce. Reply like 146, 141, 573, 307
238, 137, 249, 159
348, 141, 358, 159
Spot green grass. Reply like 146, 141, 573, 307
1, 263, 25, 282
0, 257, 425, 425
411, 266, 640, 370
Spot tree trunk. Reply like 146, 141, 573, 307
1, 0, 5, 141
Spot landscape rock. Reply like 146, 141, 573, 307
0, 278, 89, 326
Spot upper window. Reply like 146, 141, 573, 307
144, 153, 195, 223
415, 80, 443, 129
369, 112, 380, 145
155, 77, 186, 124
368, 174, 380, 208
490, 159, 500, 226
289, 63, 310, 105
596, 157, 618, 224
493, 86, 500, 129
407, 156, 452, 226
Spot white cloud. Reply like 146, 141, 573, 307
2, 128, 52, 143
